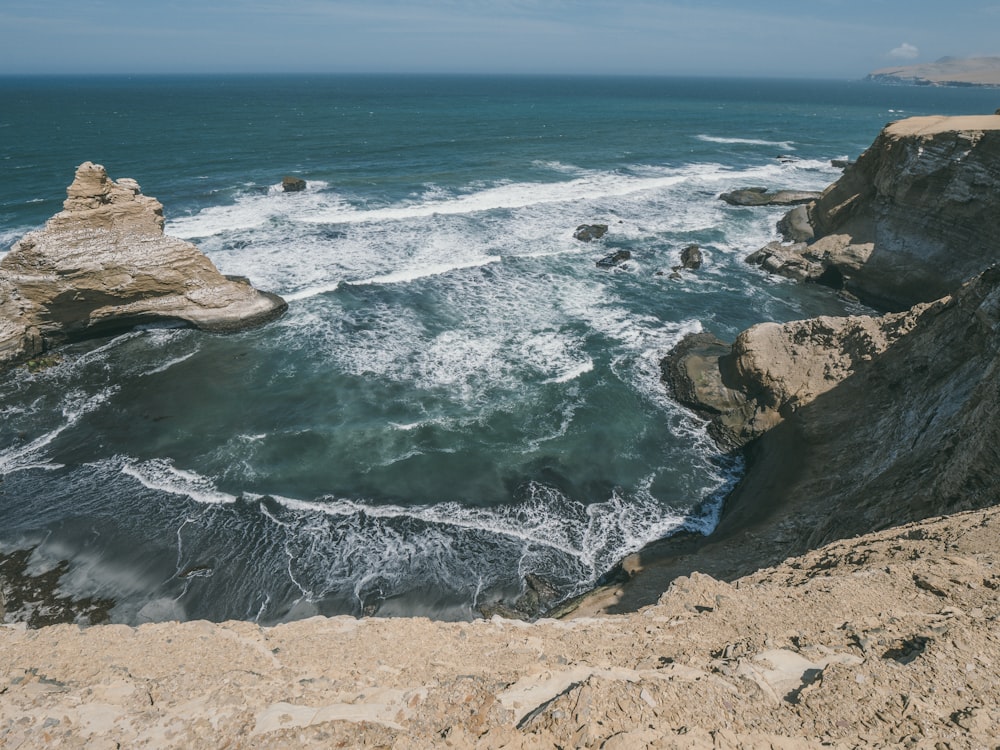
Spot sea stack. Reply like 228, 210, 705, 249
0, 162, 287, 368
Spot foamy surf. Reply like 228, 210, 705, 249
696, 134, 797, 150
350, 256, 502, 287
122, 458, 239, 505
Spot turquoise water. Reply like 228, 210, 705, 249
1, 76, 996, 623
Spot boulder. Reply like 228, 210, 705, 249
776, 204, 814, 243
679, 244, 703, 270
596, 249, 631, 268
574, 224, 608, 242
0, 162, 287, 368
282, 176, 307, 192
663, 300, 937, 450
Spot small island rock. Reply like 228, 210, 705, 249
719, 188, 821, 207
596, 249, 631, 268
574, 224, 608, 242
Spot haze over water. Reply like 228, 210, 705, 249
0, 76, 995, 623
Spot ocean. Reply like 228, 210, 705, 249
1, 75, 996, 624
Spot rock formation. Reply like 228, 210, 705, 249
641, 262, 1000, 625
867, 56, 1000, 87
573, 223, 608, 242
719, 187, 821, 206
678, 243, 702, 270
0, 162, 286, 368
596, 249, 631, 268
748, 114, 1000, 310
282, 175, 307, 192
663, 303, 936, 448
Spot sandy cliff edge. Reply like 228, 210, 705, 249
2, 504, 998, 748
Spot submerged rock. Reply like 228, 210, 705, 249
0, 547, 114, 628
0, 162, 287, 369
478, 572, 564, 621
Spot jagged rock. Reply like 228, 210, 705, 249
0, 162, 286, 368
679, 244, 703, 270
659, 266, 1000, 595
596, 249, 631, 268
719, 188, 821, 206
282, 175, 307, 192
830, 159, 853, 169
664, 302, 937, 449
745, 241, 825, 284
750, 114, 1000, 310
574, 223, 608, 242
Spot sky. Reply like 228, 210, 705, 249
1, 1, 998, 78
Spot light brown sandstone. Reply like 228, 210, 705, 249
0, 162, 286, 367
1, 505, 997, 748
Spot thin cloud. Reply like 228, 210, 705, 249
888, 42, 919, 59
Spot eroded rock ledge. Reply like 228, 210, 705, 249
0, 162, 286, 367
2, 504, 997, 747
748, 114, 1000, 311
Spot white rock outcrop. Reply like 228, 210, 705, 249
0, 162, 286, 366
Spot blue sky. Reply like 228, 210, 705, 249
1, 1, 997, 78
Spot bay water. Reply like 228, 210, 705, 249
0, 75, 995, 623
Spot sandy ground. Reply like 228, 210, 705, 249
886, 115, 1000, 138
1, 504, 997, 749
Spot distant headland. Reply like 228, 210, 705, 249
867, 55, 1000, 87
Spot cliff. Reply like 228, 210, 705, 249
0, 162, 286, 367
867, 56, 1000, 87
2, 504, 998, 747
748, 114, 1000, 311
583, 115, 1000, 616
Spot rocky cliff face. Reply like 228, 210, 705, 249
662, 303, 936, 449
0, 162, 286, 367
749, 114, 1000, 311
650, 264, 1000, 614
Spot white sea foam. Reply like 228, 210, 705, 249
0, 387, 116, 475
143, 350, 197, 375
696, 134, 797, 150
283, 281, 341, 302
543, 359, 594, 384
350, 256, 502, 287
122, 458, 238, 505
